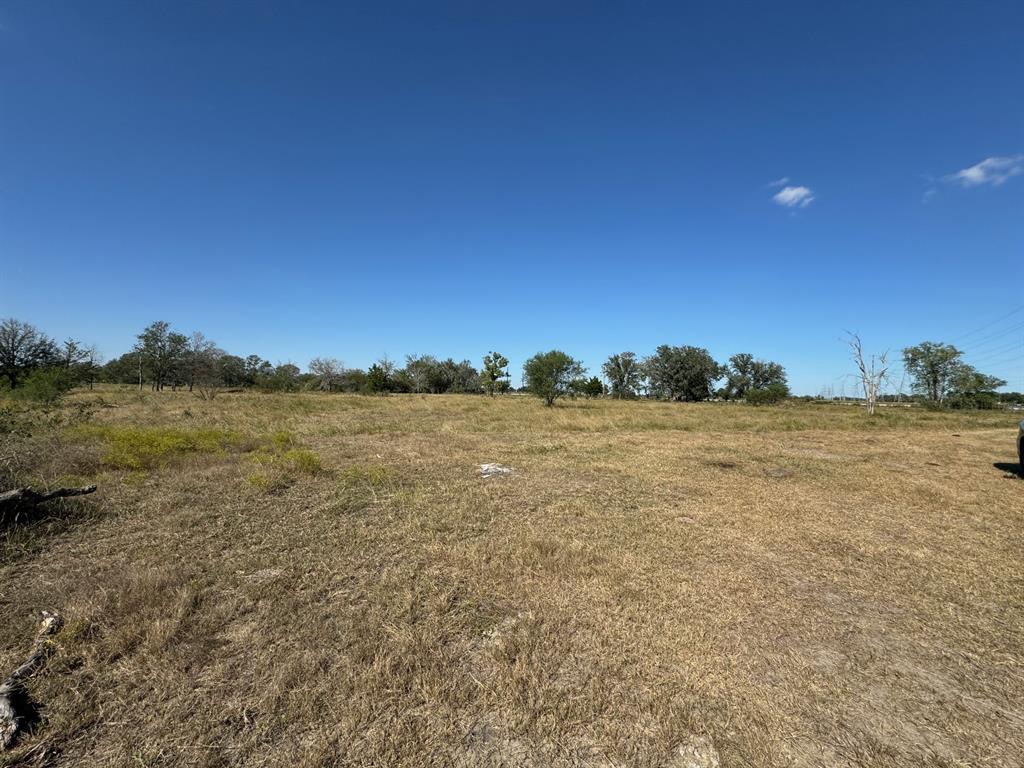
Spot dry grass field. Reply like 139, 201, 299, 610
1, 389, 1022, 767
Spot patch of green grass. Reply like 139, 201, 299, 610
338, 464, 391, 490
270, 430, 297, 450
69, 425, 248, 470
282, 448, 322, 475
244, 442, 323, 494
245, 471, 288, 493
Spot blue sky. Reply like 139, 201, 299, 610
2, 1, 1022, 394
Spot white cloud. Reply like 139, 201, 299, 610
772, 185, 814, 208
767, 177, 790, 188
947, 155, 1024, 187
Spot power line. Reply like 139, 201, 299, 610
964, 337, 1024, 364
957, 319, 1024, 354
951, 304, 1024, 345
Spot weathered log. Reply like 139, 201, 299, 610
0, 611, 62, 750
0, 485, 97, 511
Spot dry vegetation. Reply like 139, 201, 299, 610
1, 389, 1022, 767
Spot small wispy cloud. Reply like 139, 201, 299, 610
772, 184, 814, 208
946, 155, 1024, 188
767, 177, 790, 188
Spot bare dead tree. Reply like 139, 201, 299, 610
847, 332, 889, 415
0, 485, 97, 524
0, 611, 62, 750
309, 357, 345, 392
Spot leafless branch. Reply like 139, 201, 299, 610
0, 611, 62, 750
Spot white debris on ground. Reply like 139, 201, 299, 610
668, 735, 720, 768
242, 568, 283, 583
479, 463, 513, 478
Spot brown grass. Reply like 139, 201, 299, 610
1, 388, 1022, 766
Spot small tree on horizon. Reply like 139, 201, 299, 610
602, 351, 642, 399
571, 376, 604, 398
0, 318, 59, 389
481, 351, 510, 396
309, 357, 345, 392
902, 342, 963, 402
365, 356, 396, 394
523, 350, 585, 407
644, 345, 722, 402
724, 353, 788, 400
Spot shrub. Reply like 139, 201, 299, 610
13, 367, 74, 405
947, 392, 1000, 410
746, 383, 789, 406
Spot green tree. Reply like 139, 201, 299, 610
644, 345, 723, 402
947, 364, 1006, 409
57, 338, 104, 388
523, 350, 585, 406
136, 321, 187, 391
266, 363, 301, 392
403, 355, 445, 393
365, 357, 395, 394
443, 359, 481, 393
724, 353, 788, 400
100, 352, 139, 385
13, 366, 74, 405
339, 368, 368, 393
481, 351, 510, 396
902, 342, 962, 402
244, 355, 273, 386
0, 318, 58, 389
218, 355, 246, 388
60, 338, 88, 369
602, 352, 642, 399
571, 376, 604, 398
166, 332, 189, 389
78, 345, 103, 389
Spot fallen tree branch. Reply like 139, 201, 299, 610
0, 611, 62, 750
0, 485, 97, 511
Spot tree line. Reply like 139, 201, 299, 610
0, 317, 1017, 410
0, 318, 791, 405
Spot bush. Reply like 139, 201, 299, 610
947, 392, 1000, 410
13, 367, 74, 405
746, 383, 789, 406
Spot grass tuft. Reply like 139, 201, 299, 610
338, 463, 391, 490
282, 448, 322, 475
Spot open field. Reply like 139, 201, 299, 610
1, 389, 1022, 767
